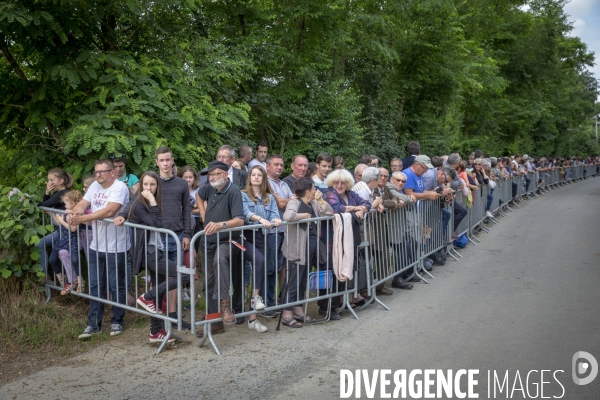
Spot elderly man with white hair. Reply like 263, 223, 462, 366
352, 166, 382, 209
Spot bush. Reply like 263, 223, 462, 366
0, 184, 52, 280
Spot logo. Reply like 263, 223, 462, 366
572, 351, 598, 386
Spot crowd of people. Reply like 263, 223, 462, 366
35, 142, 600, 344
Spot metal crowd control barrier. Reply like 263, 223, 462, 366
35, 171, 600, 356
39, 206, 193, 354
361, 203, 422, 310
189, 216, 359, 355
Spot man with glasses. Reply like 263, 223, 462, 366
387, 171, 416, 206
216, 145, 247, 188
68, 159, 130, 339
197, 161, 245, 333
389, 158, 403, 181
402, 155, 442, 201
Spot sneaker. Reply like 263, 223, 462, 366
137, 295, 162, 314
248, 319, 268, 333
486, 211, 493, 218
110, 323, 123, 336
251, 295, 266, 310
149, 330, 176, 343
181, 289, 191, 302
78, 326, 101, 340
262, 310, 279, 318
220, 300, 236, 324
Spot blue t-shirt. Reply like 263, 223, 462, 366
402, 167, 424, 194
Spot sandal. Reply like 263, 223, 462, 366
282, 317, 302, 328
76, 280, 85, 294
293, 314, 314, 323
60, 284, 72, 296
351, 298, 367, 308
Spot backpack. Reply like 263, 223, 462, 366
454, 234, 468, 249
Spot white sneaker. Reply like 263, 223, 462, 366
486, 211, 493, 218
251, 295, 266, 310
248, 319, 268, 333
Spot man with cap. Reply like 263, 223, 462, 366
402, 155, 443, 201
196, 161, 245, 331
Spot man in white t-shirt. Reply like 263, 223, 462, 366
68, 159, 130, 339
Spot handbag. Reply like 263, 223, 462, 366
309, 270, 333, 290
454, 234, 468, 248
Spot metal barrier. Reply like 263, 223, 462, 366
36, 170, 599, 355
39, 207, 193, 354
189, 216, 360, 355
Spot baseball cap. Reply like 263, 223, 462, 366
414, 155, 434, 169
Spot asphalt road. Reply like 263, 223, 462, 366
2, 178, 599, 400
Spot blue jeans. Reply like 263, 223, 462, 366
161, 232, 184, 263
441, 208, 451, 236
36, 230, 60, 274
266, 233, 283, 307
486, 189, 494, 212
87, 249, 127, 329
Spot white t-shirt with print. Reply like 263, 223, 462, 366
84, 180, 130, 253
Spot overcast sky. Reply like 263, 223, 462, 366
564, 0, 600, 96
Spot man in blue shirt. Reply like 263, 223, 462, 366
402, 155, 442, 201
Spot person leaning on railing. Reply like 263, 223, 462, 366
323, 169, 371, 319
240, 165, 282, 333
114, 171, 190, 344
280, 178, 334, 327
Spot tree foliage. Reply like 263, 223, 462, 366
1, 0, 598, 187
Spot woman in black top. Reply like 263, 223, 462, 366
36, 168, 73, 277
114, 171, 190, 343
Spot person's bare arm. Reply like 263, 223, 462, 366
204, 217, 244, 236
68, 202, 122, 225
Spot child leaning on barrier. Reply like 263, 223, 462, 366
114, 171, 190, 344
78, 175, 96, 261
49, 190, 83, 294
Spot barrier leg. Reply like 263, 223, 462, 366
197, 322, 222, 356
156, 320, 172, 355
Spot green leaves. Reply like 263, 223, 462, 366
0, 184, 50, 281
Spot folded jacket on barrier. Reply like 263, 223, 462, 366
332, 213, 354, 282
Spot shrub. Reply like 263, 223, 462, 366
0, 184, 52, 280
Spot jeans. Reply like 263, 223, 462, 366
48, 245, 80, 280
161, 232, 184, 262
441, 208, 451, 236
243, 231, 274, 294
36, 230, 60, 274
486, 189, 494, 212
453, 202, 467, 233
87, 249, 127, 329
266, 233, 284, 307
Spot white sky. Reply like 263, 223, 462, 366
564, 0, 600, 101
